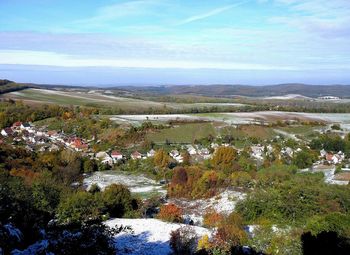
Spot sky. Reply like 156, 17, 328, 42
0, 0, 350, 85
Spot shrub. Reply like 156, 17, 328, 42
170, 226, 198, 255
57, 191, 103, 223
157, 203, 183, 223
230, 171, 253, 188
102, 184, 138, 218
172, 167, 188, 185
197, 234, 211, 251
203, 209, 224, 228
211, 213, 247, 252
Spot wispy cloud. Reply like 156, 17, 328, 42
176, 1, 247, 26
271, 0, 350, 38
74, 0, 161, 27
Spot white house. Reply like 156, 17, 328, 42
131, 151, 142, 160
20, 123, 32, 131
147, 149, 156, 157
111, 150, 123, 160
96, 151, 109, 159
187, 145, 197, 155
1, 128, 12, 136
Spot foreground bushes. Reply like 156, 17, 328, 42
58, 184, 139, 223
157, 203, 183, 223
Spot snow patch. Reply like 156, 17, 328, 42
105, 218, 211, 255
83, 171, 166, 196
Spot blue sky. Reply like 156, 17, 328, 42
0, 0, 350, 85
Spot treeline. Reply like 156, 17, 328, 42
0, 100, 98, 129
0, 144, 139, 254
0, 79, 30, 94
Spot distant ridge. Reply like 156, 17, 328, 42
2, 79, 350, 98
112, 83, 350, 98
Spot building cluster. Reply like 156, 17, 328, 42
1, 121, 90, 153
319, 149, 345, 165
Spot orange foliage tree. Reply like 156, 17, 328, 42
157, 203, 183, 223
212, 146, 237, 172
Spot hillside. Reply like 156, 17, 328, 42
0, 79, 30, 94
114, 84, 350, 98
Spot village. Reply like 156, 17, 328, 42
1, 120, 349, 186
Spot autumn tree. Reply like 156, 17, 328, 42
212, 146, 237, 172
154, 149, 170, 178
157, 203, 183, 223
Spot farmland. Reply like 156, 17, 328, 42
0, 88, 248, 113
146, 122, 217, 144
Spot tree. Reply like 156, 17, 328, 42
293, 150, 316, 169
154, 149, 170, 168
57, 191, 103, 223
157, 204, 183, 223
212, 146, 237, 171
83, 159, 98, 173
102, 184, 137, 218
170, 226, 198, 255
171, 167, 188, 185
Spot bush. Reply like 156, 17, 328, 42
57, 191, 103, 223
211, 213, 247, 252
230, 171, 253, 188
170, 226, 198, 255
157, 203, 183, 223
203, 209, 224, 228
102, 184, 138, 218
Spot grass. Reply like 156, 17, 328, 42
279, 125, 320, 139
3, 89, 248, 113
146, 122, 217, 144
3, 88, 165, 110
220, 125, 276, 140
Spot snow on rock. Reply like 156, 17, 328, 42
105, 218, 211, 255
4, 224, 22, 241
11, 240, 50, 255
169, 190, 246, 225
83, 171, 166, 195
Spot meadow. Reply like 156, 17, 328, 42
146, 122, 217, 144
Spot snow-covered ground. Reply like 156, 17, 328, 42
106, 218, 211, 255
263, 94, 311, 100
83, 171, 166, 197
169, 190, 246, 225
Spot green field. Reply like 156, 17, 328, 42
220, 125, 277, 140
1, 88, 248, 113
146, 122, 217, 143
279, 125, 321, 139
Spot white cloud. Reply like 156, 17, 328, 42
176, 1, 247, 26
0, 50, 298, 71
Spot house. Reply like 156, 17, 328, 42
96, 151, 109, 159
20, 122, 32, 131
102, 156, 114, 166
210, 143, 219, 149
131, 151, 142, 160
49, 144, 60, 152
71, 138, 88, 151
12, 121, 22, 130
47, 130, 59, 138
1, 128, 13, 136
320, 149, 327, 158
170, 150, 180, 158
187, 145, 197, 155
251, 145, 264, 160
198, 148, 211, 160
281, 147, 294, 158
169, 149, 184, 162
147, 149, 156, 157
111, 150, 123, 160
